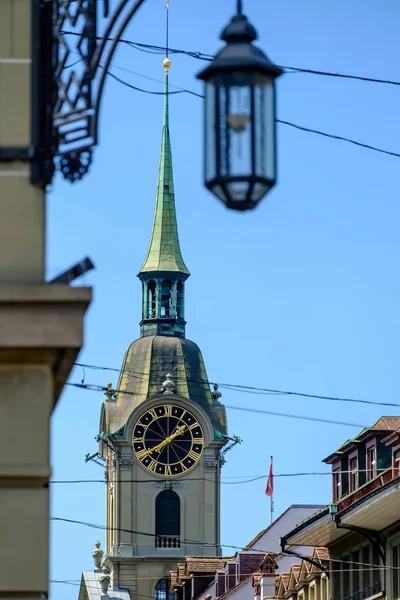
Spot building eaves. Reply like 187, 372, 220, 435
280, 507, 330, 549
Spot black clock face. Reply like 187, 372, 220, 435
132, 404, 204, 477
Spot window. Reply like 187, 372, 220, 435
372, 544, 380, 584
333, 468, 341, 501
177, 282, 184, 318
161, 280, 171, 317
392, 543, 400, 599
309, 585, 315, 600
362, 545, 370, 590
342, 554, 350, 597
351, 549, 360, 595
155, 490, 180, 548
148, 281, 156, 318
155, 578, 174, 600
367, 445, 376, 480
394, 449, 400, 476
350, 456, 358, 492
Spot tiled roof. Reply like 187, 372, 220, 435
324, 416, 400, 462
372, 416, 400, 430
185, 556, 227, 573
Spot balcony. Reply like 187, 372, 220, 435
343, 580, 382, 600
155, 536, 181, 549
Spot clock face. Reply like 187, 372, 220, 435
132, 404, 204, 477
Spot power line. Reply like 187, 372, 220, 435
49, 469, 395, 485
64, 52, 400, 159
65, 380, 368, 428
50, 516, 399, 572
60, 31, 400, 87
103, 69, 400, 159
74, 361, 400, 410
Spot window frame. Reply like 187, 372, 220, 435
332, 460, 341, 501
348, 450, 359, 493
390, 536, 400, 600
393, 445, 400, 477
366, 441, 377, 481
154, 578, 175, 600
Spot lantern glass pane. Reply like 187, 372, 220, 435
205, 83, 217, 182
225, 180, 251, 204
210, 183, 228, 204
254, 79, 275, 181
219, 84, 252, 179
252, 182, 271, 202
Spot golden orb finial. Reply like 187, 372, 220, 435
163, 57, 171, 73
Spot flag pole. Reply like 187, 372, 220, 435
270, 455, 274, 524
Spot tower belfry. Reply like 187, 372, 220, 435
77, 56, 228, 600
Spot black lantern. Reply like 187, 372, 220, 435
197, 1, 282, 211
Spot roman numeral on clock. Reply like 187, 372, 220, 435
148, 459, 158, 472
188, 449, 200, 461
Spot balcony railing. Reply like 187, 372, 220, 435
155, 536, 181, 549
343, 580, 382, 600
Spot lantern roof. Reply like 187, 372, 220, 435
197, 11, 282, 80
139, 59, 190, 277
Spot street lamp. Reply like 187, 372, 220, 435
197, 0, 282, 211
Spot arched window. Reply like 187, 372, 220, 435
155, 578, 174, 600
161, 280, 171, 317
148, 281, 156, 318
176, 282, 184, 319
155, 490, 180, 548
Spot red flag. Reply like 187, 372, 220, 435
265, 458, 273, 497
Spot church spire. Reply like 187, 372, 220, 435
138, 59, 190, 339
139, 58, 189, 276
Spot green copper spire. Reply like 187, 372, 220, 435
139, 59, 190, 276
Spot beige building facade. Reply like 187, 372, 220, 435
0, 2, 91, 599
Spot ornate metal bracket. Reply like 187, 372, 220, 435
32, 0, 147, 186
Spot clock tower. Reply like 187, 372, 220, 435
98, 58, 228, 600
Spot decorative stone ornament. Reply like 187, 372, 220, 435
92, 540, 104, 569
99, 565, 111, 595
212, 383, 222, 403
161, 373, 175, 395
104, 381, 117, 402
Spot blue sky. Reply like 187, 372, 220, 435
49, 0, 400, 597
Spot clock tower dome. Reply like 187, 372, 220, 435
97, 59, 228, 600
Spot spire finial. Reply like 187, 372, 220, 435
163, 57, 171, 73
237, 0, 243, 14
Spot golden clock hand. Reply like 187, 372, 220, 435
139, 425, 187, 459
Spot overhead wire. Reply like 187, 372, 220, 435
60, 31, 400, 87
61, 49, 400, 159
65, 380, 369, 428
50, 516, 399, 572
103, 69, 400, 159
74, 361, 400, 410
49, 469, 395, 485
